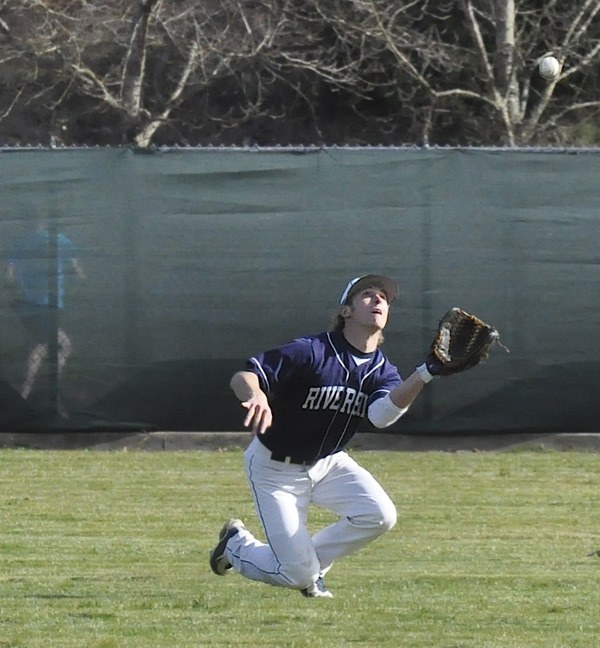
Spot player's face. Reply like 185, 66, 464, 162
349, 287, 390, 330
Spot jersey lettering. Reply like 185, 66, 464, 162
340, 388, 356, 414
301, 386, 368, 418
319, 386, 340, 409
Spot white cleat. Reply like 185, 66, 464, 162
300, 577, 333, 598
209, 518, 245, 576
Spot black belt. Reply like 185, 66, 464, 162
269, 452, 316, 466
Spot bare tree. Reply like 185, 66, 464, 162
0, 1, 295, 145
319, 0, 600, 146
0, 0, 598, 146
461, 0, 600, 144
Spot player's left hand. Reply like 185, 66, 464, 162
427, 307, 507, 376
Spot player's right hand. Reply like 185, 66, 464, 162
241, 392, 272, 435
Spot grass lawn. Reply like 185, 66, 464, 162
0, 447, 599, 647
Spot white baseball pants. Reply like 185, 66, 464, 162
224, 436, 397, 590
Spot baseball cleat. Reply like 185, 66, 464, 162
300, 577, 333, 598
209, 518, 245, 576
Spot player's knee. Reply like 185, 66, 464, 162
373, 501, 397, 533
380, 502, 397, 531
351, 501, 397, 535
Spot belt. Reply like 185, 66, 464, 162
269, 452, 316, 466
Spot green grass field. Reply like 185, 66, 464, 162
1, 447, 599, 647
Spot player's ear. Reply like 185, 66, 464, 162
339, 304, 352, 319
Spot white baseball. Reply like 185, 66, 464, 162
538, 56, 560, 79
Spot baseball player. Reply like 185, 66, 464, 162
6, 222, 85, 408
210, 274, 443, 598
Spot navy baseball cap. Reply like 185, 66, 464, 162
340, 274, 399, 305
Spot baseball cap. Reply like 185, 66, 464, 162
339, 274, 399, 305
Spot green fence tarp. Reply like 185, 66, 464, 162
0, 147, 598, 433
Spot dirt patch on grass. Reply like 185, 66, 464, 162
1, 431, 600, 452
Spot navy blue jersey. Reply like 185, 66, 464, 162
246, 329, 402, 462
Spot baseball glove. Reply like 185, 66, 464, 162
426, 307, 506, 376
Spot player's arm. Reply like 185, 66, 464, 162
389, 371, 427, 409
368, 371, 427, 429
230, 370, 272, 435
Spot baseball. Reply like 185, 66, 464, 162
538, 56, 561, 80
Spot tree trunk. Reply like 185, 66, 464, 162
120, 0, 159, 117
493, 0, 521, 138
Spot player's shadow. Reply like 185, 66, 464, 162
89, 359, 241, 431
